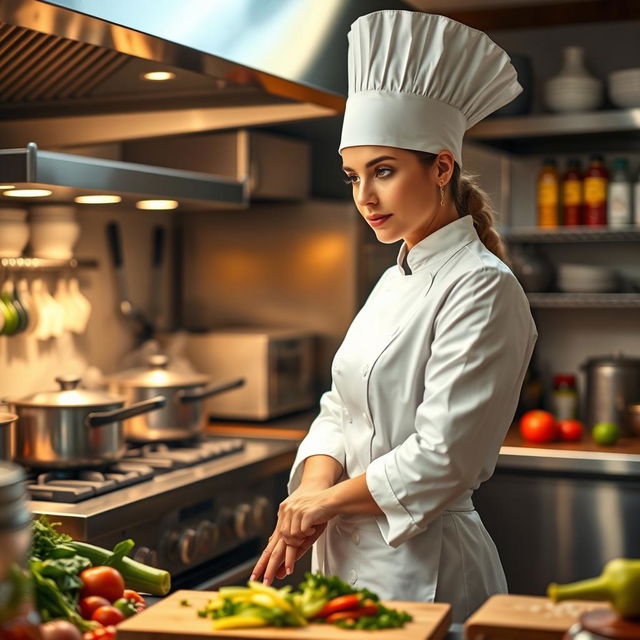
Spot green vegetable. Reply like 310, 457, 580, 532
333, 603, 413, 630
113, 597, 139, 618
68, 541, 170, 596
30, 559, 98, 632
180, 599, 192, 607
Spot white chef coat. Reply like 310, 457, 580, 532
289, 215, 537, 622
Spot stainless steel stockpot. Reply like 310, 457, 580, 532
0, 413, 17, 461
11, 376, 166, 468
107, 354, 245, 442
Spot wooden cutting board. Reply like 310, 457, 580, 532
464, 594, 613, 640
117, 590, 451, 640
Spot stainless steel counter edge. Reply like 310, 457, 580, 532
498, 445, 640, 476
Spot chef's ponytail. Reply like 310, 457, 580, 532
412, 151, 509, 264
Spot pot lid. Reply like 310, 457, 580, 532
108, 354, 209, 388
15, 375, 123, 408
583, 353, 640, 368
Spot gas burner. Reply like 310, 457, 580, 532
124, 437, 245, 469
27, 438, 246, 503
27, 462, 155, 503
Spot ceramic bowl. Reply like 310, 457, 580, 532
0, 208, 29, 257
29, 206, 79, 259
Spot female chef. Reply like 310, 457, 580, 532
251, 10, 537, 622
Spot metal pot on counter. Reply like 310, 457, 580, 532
0, 413, 17, 461
10, 375, 166, 468
582, 354, 640, 435
106, 354, 245, 442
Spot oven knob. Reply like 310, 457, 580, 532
147, 549, 159, 568
195, 520, 219, 556
217, 507, 234, 539
234, 503, 252, 539
178, 528, 197, 565
133, 546, 151, 564
160, 530, 179, 563
252, 496, 272, 530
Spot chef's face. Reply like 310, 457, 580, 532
341, 145, 444, 249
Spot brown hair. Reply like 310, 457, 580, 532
412, 151, 509, 264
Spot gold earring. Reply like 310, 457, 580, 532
440, 185, 445, 207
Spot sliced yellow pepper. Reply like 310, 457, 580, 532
248, 581, 307, 626
212, 615, 269, 630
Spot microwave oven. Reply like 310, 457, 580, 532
182, 329, 316, 421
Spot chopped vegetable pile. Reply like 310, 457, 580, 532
197, 572, 413, 631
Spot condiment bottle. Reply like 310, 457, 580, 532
552, 374, 578, 421
0, 463, 41, 640
561, 158, 583, 226
584, 154, 608, 226
608, 158, 632, 227
537, 158, 559, 227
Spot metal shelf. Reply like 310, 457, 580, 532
506, 226, 640, 243
0, 257, 98, 270
467, 109, 640, 154
527, 293, 640, 309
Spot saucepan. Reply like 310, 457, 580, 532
106, 354, 245, 442
10, 375, 166, 468
0, 413, 17, 461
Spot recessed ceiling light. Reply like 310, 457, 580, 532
142, 71, 176, 82
135, 199, 179, 210
4, 188, 52, 198
0, 185, 15, 190
74, 195, 122, 204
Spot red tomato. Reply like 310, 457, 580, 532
326, 605, 379, 623
80, 566, 124, 603
520, 410, 557, 443
91, 606, 125, 627
557, 419, 584, 442
123, 589, 147, 610
79, 596, 111, 620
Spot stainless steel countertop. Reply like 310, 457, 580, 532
497, 445, 640, 476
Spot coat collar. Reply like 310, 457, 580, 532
396, 215, 477, 275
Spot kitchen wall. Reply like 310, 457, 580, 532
0, 206, 176, 398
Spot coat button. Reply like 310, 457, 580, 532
348, 569, 357, 585
352, 531, 360, 545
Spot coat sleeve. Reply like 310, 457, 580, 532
288, 382, 346, 493
365, 267, 537, 547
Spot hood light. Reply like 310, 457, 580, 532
0, 185, 15, 190
4, 188, 52, 198
142, 71, 176, 82
136, 199, 179, 210
75, 195, 122, 204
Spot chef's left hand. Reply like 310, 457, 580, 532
278, 485, 336, 543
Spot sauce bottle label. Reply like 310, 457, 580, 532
563, 180, 582, 205
584, 177, 606, 205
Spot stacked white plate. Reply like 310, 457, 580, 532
609, 68, 640, 108
545, 76, 602, 113
557, 263, 618, 293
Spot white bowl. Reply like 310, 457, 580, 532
558, 263, 615, 279
609, 68, 640, 84
610, 87, 640, 108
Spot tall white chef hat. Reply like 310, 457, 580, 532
339, 10, 521, 167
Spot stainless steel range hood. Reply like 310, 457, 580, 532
0, 143, 247, 210
0, 0, 364, 147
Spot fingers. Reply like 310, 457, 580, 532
263, 539, 286, 586
250, 527, 280, 581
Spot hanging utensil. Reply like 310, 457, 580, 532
0, 280, 20, 336
149, 225, 165, 329
106, 221, 154, 344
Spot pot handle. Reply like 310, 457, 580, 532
86, 395, 167, 428
177, 378, 245, 403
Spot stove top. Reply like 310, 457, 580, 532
27, 438, 245, 503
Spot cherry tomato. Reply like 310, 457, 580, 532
79, 596, 111, 620
80, 566, 125, 603
91, 605, 125, 627
519, 410, 557, 443
83, 627, 116, 640
557, 419, 584, 442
